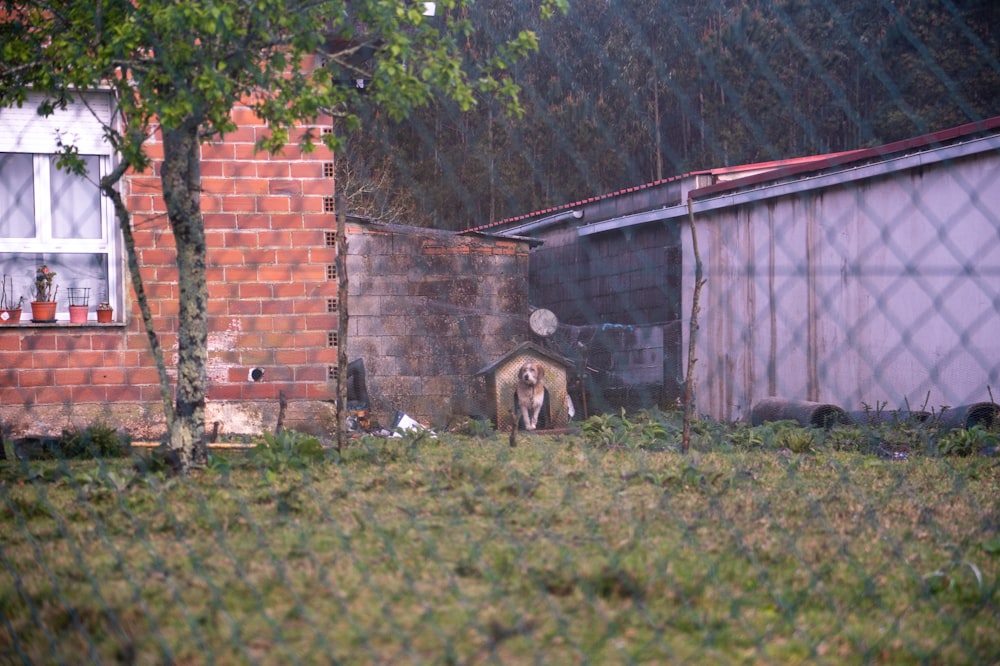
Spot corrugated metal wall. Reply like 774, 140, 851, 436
685, 149, 1000, 421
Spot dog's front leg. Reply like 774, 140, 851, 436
528, 407, 539, 431
520, 405, 535, 431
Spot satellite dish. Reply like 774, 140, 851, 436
529, 309, 559, 337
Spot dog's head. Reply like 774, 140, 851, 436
518, 361, 545, 387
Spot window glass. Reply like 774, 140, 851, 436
0, 252, 109, 312
0, 92, 119, 323
51, 155, 102, 239
0, 153, 36, 238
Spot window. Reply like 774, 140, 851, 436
0, 92, 121, 322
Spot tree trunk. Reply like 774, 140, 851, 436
160, 123, 209, 468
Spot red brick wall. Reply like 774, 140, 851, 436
0, 107, 337, 439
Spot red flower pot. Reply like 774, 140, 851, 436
30, 301, 57, 323
69, 305, 89, 323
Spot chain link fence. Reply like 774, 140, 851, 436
3, 0, 1000, 662
1, 424, 998, 663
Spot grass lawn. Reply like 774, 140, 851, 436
0, 423, 998, 664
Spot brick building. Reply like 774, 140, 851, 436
1, 93, 535, 439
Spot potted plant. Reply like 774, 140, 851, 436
67, 287, 90, 323
30, 265, 58, 323
1, 275, 22, 324
96, 301, 114, 323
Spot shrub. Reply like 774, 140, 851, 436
60, 423, 131, 459
937, 426, 997, 457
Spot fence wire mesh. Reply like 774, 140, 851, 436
3, 0, 1000, 663
1, 426, 998, 664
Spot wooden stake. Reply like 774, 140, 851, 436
682, 198, 706, 454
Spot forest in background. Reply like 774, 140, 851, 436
342, 0, 1000, 230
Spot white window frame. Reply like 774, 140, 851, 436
0, 91, 122, 323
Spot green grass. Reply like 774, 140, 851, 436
1, 424, 998, 664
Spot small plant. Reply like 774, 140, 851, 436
251, 430, 326, 471
775, 426, 816, 453
824, 424, 874, 453
34, 264, 58, 302
937, 426, 996, 457
729, 423, 766, 450
1, 274, 23, 310
877, 420, 936, 457
61, 423, 131, 459
581, 409, 671, 450
581, 412, 625, 448
449, 416, 495, 439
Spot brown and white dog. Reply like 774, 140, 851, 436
515, 361, 548, 431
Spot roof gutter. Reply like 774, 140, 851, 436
578, 133, 1000, 237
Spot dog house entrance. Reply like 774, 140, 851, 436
475, 341, 572, 431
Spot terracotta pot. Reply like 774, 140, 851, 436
96, 308, 113, 323
69, 305, 89, 323
30, 301, 57, 323
1, 308, 21, 324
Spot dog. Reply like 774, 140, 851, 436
514, 360, 550, 431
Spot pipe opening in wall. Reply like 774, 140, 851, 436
249, 367, 264, 382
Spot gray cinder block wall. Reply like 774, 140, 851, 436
344, 222, 533, 428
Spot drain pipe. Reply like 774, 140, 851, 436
499, 209, 583, 237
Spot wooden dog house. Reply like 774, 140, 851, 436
475, 342, 573, 431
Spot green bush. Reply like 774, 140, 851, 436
60, 423, 131, 459
937, 426, 997, 457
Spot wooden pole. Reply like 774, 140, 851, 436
681, 198, 706, 453
335, 182, 349, 454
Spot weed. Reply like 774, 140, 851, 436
449, 417, 496, 440
580, 408, 675, 451
937, 426, 997, 457
60, 423, 131, 459
250, 430, 326, 471
874, 420, 936, 457
823, 424, 873, 453
131, 445, 183, 476
779, 427, 816, 453
729, 423, 767, 450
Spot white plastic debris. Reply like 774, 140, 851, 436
390, 411, 435, 438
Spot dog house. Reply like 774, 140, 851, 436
475, 341, 573, 431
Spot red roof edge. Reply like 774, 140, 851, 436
463, 116, 1000, 233
463, 171, 693, 233
690, 116, 1000, 200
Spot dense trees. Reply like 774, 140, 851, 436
350, 0, 1000, 229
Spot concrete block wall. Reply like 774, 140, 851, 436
344, 223, 532, 428
526, 222, 684, 411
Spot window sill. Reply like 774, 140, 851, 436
0, 321, 124, 329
